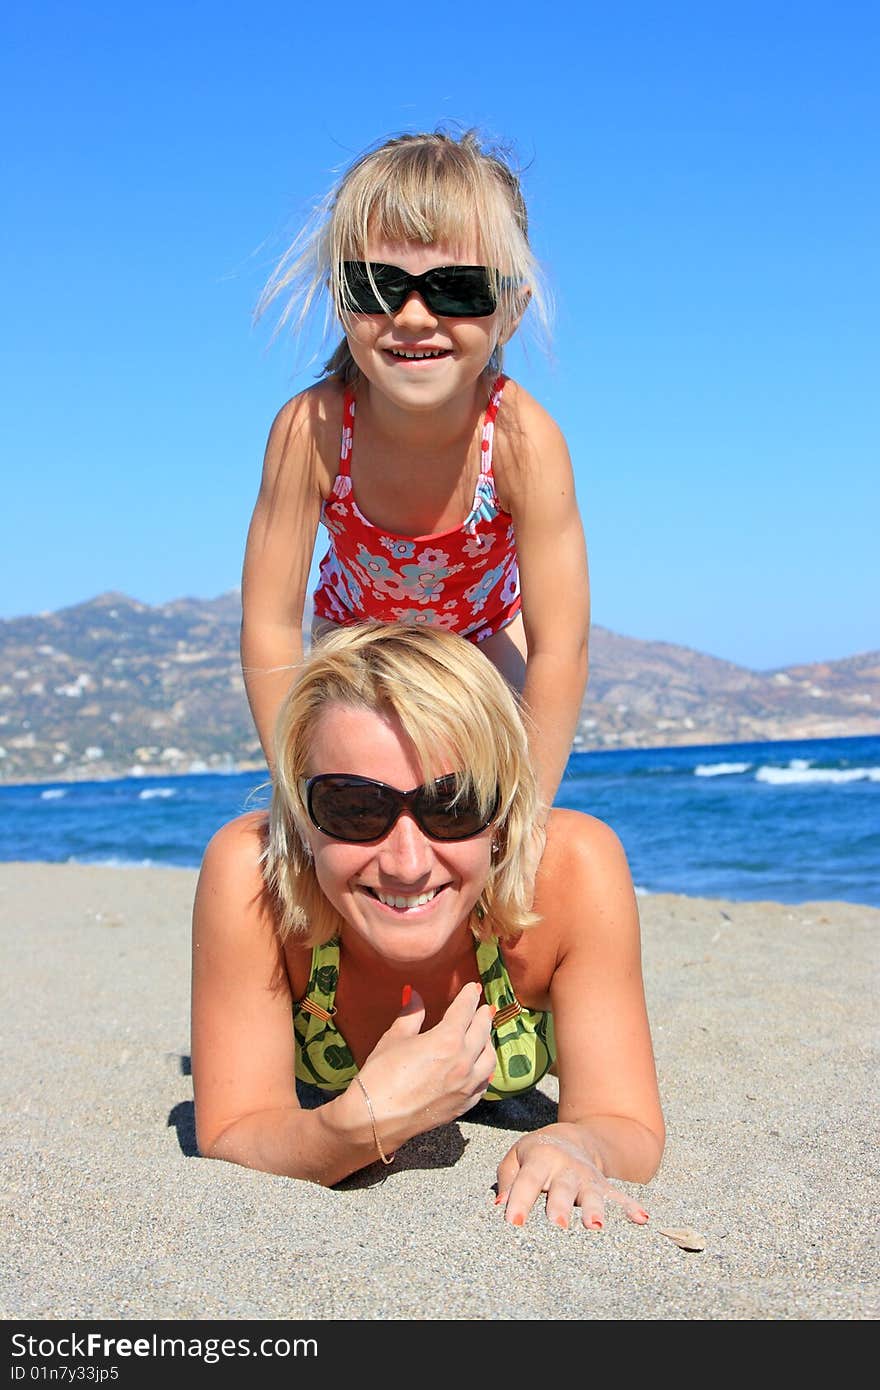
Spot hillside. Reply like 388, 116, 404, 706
0, 592, 877, 783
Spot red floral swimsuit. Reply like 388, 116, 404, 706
312, 375, 521, 642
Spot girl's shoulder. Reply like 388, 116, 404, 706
263, 378, 347, 488
492, 378, 573, 496
272, 375, 346, 424
496, 377, 563, 433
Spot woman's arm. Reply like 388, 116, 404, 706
495, 388, 590, 818
240, 391, 329, 767
495, 809, 665, 1229
191, 815, 377, 1184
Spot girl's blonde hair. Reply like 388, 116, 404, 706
264, 622, 541, 945
256, 128, 551, 382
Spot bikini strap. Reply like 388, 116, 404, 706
297, 938, 341, 1022
475, 935, 523, 1034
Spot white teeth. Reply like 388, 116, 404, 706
390, 349, 445, 359
374, 888, 440, 909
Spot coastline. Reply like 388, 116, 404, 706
3, 724, 879, 790
1, 861, 877, 1321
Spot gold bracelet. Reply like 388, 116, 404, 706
353, 1074, 395, 1166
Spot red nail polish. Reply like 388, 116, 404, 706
511, 1213, 525, 1227
401, 984, 412, 1008
494, 1192, 506, 1205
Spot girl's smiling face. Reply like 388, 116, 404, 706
343, 237, 502, 414
303, 700, 493, 968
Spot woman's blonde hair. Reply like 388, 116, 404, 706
264, 622, 541, 945
256, 127, 551, 382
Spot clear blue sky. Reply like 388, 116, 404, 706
3, 0, 877, 670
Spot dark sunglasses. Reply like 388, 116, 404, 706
340, 261, 499, 318
304, 773, 499, 843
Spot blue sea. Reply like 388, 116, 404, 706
1, 734, 878, 908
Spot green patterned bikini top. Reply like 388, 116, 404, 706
293, 935, 555, 1102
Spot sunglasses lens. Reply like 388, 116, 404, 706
425, 267, 497, 317
415, 775, 494, 840
341, 262, 405, 314
308, 777, 395, 842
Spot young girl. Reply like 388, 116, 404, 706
241, 128, 590, 818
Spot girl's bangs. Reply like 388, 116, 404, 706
336, 157, 522, 269
339, 200, 475, 262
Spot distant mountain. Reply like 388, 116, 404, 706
0, 591, 877, 783
580, 627, 880, 752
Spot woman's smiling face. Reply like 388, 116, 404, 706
303, 701, 493, 967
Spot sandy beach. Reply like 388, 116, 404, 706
1, 860, 877, 1324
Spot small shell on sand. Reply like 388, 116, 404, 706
657, 1226, 707, 1251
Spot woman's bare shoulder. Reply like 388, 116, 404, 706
509, 810, 637, 973
543, 807, 630, 872
196, 812, 272, 922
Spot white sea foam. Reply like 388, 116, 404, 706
66, 855, 155, 868
40, 788, 67, 800
694, 761, 752, 777
137, 787, 176, 800
755, 765, 880, 785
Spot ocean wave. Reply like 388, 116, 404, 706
694, 762, 752, 777
137, 787, 177, 801
755, 765, 880, 785
65, 855, 156, 868
40, 788, 67, 800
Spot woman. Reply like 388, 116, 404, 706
192, 623, 664, 1230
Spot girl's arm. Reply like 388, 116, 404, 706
495, 809, 665, 1229
496, 388, 590, 817
191, 816, 497, 1185
240, 390, 330, 767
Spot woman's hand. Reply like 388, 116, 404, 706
495, 1123, 651, 1231
355, 983, 497, 1151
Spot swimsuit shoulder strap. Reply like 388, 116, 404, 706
475, 933, 524, 1028
479, 374, 507, 478
337, 389, 356, 478
297, 937, 342, 1023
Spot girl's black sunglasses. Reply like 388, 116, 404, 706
340, 261, 499, 318
304, 773, 499, 843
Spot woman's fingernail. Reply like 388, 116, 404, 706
401, 984, 412, 1008
489, 1003, 498, 1019
494, 1191, 506, 1205
510, 1213, 525, 1227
